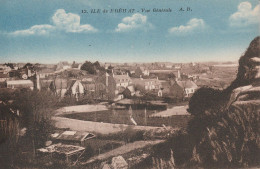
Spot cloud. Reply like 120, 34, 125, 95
11, 25, 55, 36
168, 18, 206, 35
52, 9, 97, 33
229, 1, 259, 27
10, 9, 97, 36
115, 13, 152, 32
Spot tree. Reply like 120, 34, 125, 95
187, 87, 223, 116
81, 61, 96, 74
23, 63, 34, 69
0, 89, 57, 168
13, 90, 57, 149
93, 61, 105, 72
168, 73, 176, 79
4, 63, 14, 69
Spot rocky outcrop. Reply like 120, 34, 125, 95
226, 36, 260, 115
227, 37, 260, 91
189, 36, 260, 167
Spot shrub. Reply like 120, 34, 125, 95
190, 104, 260, 168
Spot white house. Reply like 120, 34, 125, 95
66, 80, 85, 99
176, 80, 198, 97
113, 73, 132, 88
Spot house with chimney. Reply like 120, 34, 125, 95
95, 73, 117, 100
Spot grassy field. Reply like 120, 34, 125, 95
197, 66, 237, 88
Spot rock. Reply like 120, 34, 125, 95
45, 140, 52, 146
227, 85, 260, 106
102, 163, 112, 169
111, 156, 128, 169
228, 36, 260, 91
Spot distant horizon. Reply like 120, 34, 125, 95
0, 59, 239, 65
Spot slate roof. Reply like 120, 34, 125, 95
176, 80, 198, 89
127, 85, 135, 93
52, 130, 95, 142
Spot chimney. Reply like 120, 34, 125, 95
105, 72, 109, 87
37, 74, 41, 90
28, 69, 31, 77
177, 69, 181, 79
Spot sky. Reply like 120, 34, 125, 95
0, 0, 259, 64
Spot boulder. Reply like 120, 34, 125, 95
111, 156, 128, 169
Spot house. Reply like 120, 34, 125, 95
113, 73, 132, 88
66, 80, 85, 99
38, 68, 55, 79
82, 80, 106, 99
0, 73, 9, 82
96, 73, 117, 100
134, 67, 143, 77
82, 81, 95, 92
114, 94, 124, 101
56, 61, 71, 71
0, 65, 12, 74
39, 79, 53, 90
143, 69, 150, 76
135, 67, 150, 77
132, 78, 161, 91
50, 78, 68, 97
161, 81, 171, 95
7, 80, 34, 90
171, 80, 198, 98
122, 85, 135, 98
51, 130, 95, 146
71, 62, 82, 70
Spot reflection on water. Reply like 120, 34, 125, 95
64, 107, 191, 128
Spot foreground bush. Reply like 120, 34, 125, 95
190, 104, 259, 168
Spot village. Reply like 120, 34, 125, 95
0, 60, 238, 168
0, 61, 237, 100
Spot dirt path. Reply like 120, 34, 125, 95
84, 140, 164, 164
